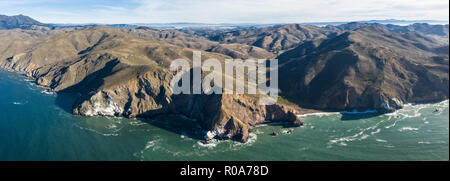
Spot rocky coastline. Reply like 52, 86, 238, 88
1, 24, 448, 143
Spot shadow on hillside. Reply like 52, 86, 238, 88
51, 65, 308, 141
54, 93, 78, 114
279, 93, 385, 121
54, 90, 206, 141
53, 59, 122, 114
52, 66, 210, 141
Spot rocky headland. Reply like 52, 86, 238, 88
1, 15, 449, 143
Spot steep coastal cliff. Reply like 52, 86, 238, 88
0, 26, 301, 142
1, 23, 448, 143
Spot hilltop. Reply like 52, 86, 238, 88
204, 24, 336, 52
0, 15, 449, 142
0, 14, 48, 30
0, 26, 301, 142
278, 26, 449, 112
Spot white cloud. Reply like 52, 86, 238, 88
128, 0, 450, 23
1, 0, 448, 23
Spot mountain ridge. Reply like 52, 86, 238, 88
278, 26, 449, 112
0, 14, 48, 30
0, 26, 304, 143
1, 15, 449, 143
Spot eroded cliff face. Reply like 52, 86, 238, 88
0, 26, 302, 143
69, 70, 301, 142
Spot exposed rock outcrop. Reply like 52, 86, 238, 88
0, 26, 301, 143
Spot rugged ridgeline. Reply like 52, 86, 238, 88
114, 27, 274, 59
0, 27, 84, 40
204, 24, 336, 52
0, 16, 274, 60
1, 17, 449, 142
325, 22, 450, 37
198, 22, 449, 54
278, 26, 449, 112
0, 26, 301, 142
0, 14, 49, 30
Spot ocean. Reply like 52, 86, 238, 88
0, 70, 448, 161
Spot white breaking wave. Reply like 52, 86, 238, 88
298, 112, 340, 118
329, 118, 386, 146
388, 99, 449, 119
197, 139, 219, 148
129, 121, 147, 126
41, 90, 55, 95
133, 137, 164, 160
236, 133, 257, 146
398, 127, 419, 132
383, 100, 448, 129
371, 129, 381, 135
144, 139, 162, 150
197, 132, 258, 149
418, 141, 431, 144
282, 129, 293, 134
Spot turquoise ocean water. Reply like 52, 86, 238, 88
0, 70, 448, 161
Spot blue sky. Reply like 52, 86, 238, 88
0, 0, 448, 24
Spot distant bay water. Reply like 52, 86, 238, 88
0, 70, 448, 161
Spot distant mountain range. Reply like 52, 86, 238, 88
1, 14, 448, 33
198, 23, 449, 53
0, 14, 46, 30
324, 22, 449, 37
0, 14, 448, 143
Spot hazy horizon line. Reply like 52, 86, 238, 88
4, 14, 448, 26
